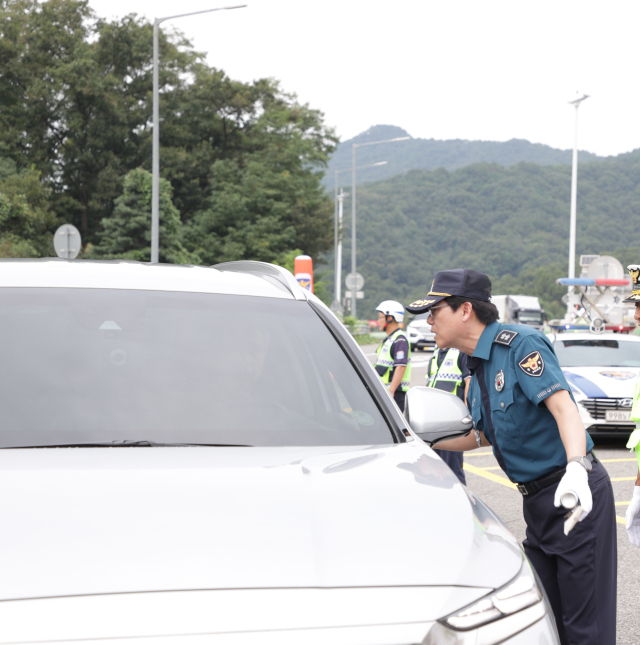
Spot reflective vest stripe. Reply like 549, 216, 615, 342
427, 348, 463, 396
374, 329, 412, 392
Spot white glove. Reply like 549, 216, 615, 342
626, 486, 640, 547
554, 462, 593, 522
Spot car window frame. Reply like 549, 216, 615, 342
307, 300, 409, 443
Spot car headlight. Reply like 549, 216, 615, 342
441, 558, 541, 631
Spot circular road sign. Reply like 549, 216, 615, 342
345, 272, 365, 291
54, 224, 82, 259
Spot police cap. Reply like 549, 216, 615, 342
406, 269, 492, 314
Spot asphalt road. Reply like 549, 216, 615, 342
362, 344, 640, 644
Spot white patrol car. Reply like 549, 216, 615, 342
549, 332, 640, 437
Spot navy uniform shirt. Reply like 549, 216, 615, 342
390, 333, 409, 367
467, 321, 594, 483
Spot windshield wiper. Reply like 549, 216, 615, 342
1, 441, 252, 449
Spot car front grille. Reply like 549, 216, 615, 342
587, 424, 635, 433
581, 397, 632, 419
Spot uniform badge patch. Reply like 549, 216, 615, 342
495, 370, 505, 392
494, 330, 519, 346
396, 351, 405, 360
519, 351, 545, 377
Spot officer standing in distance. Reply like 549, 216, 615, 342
623, 264, 640, 547
374, 300, 411, 412
406, 269, 616, 645
426, 346, 470, 484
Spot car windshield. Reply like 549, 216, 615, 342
0, 288, 393, 448
553, 338, 640, 367
518, 311, 542, 324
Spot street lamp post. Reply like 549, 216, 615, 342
335, 188, 346, 306
151, 5, 247, 264
351, 136, 410, 316
332, 161, 387, 312
566, 93, 589, 314
567, 93, 589, 279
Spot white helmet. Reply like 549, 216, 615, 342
376, 300, 404, 323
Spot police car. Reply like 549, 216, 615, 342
550, 332, 640, 437
407, 313, 436, 351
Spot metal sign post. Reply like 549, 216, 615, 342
53, 224, 81, 259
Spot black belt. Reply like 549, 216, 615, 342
516, 452, 597, 496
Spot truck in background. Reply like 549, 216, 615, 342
491, 295, 545, 331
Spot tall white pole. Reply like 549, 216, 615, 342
568, 106, 580, 280
336, 189, 345, 306
567, 94, 589, 279
333, 169, 339, 305
151, 5, 246, 265
351, 145, 357, 316
566, 94, 589, 315
151, 19, 160, 264
348, 137, 408, 318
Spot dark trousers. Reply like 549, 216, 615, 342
522, 462, 617, 645
434, 449, 466, 485
393, 389, 406, 413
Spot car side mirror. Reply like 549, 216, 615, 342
405, 386, 473, 445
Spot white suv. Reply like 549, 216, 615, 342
0, 258, 559, 645
407, 313, 436, 351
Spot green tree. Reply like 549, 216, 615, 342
0, 1, 336, 267
0, 164, 57, 257
187, 90, 336, 265
91, 168, 198, 264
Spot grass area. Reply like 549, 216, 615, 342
352, 334, 379, 346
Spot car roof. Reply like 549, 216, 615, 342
549, 332, 640, 343
0, 258, 308, 301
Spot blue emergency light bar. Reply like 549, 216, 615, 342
556, 278, 629, 286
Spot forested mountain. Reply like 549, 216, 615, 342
326, 151, 640, 319
325, 125, 607, 192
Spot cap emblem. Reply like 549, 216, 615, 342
409, 298, 436, 308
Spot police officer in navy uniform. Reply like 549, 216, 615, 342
426, 347, 470, 484
407, 269, 616, 645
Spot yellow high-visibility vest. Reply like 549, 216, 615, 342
374, 329, 412, 392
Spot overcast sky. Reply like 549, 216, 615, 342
88, 0, 640, 157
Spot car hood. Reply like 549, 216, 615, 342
0, 443, 522, 601
562, 365, 640, 398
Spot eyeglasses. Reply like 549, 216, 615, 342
427, 303, 449, 322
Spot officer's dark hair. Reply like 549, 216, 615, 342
445, 296, 499, 325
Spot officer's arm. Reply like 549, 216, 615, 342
636, 468, 640, 486
388, 365, 406, 395
543, 389, 587, 459
434, 430, 491, 451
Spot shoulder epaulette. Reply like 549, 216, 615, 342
494, 330, 519, 346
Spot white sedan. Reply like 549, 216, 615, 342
550, 332, 640, 437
